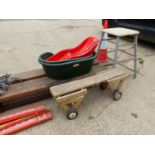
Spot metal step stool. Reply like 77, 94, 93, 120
98, 27, 140, 78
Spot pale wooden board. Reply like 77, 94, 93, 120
107, 74, 129, 83
50, 68, 127, 97
102, 27, 139, 37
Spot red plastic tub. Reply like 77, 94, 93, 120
46, 36, 99, 61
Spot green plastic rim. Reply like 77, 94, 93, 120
38, 52, 97, 67
38, 52, 95, 64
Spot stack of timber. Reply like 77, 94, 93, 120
0, 62, 108, 112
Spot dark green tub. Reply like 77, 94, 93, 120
38, 52, 97, 80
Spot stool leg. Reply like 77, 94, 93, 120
113, 36, 120, 68
134, 35, 138, 78
97, 32, 104, 53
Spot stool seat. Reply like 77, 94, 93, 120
102, 27, 139, 37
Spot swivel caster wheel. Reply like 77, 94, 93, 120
113, 89, 122, 101
66, 108, 78, 120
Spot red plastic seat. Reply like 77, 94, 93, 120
46, 36, 99, 61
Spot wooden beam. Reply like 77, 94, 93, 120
0, 76, 52, 103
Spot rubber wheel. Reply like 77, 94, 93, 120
99, 83, 107, 90
66, 108, 78, 120
113, 90, 122, 101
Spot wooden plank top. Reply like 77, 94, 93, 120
50, 68, 127, 97
102, 27, 139, 37
15, 68, 45, 81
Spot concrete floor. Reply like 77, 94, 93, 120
0, 20, 155, 135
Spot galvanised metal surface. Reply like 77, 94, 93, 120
0, 73, 22, 96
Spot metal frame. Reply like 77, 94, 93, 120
98, 32, 138, 78
134, 35, 138, 78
